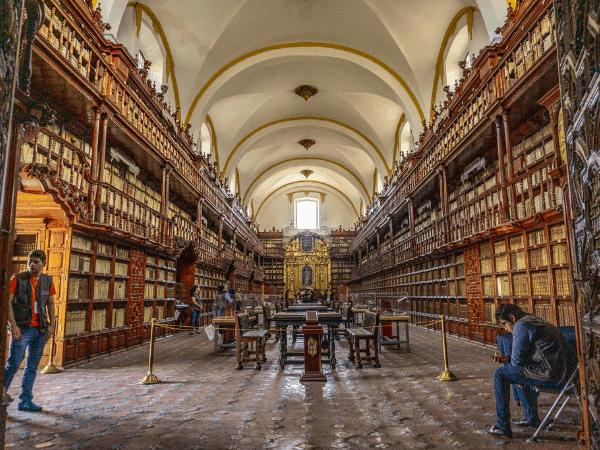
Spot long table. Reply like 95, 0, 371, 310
286, 304, 330, 312
273, 312, 342, 369
212, 315, 256, 355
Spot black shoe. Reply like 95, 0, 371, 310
485, 425, 512, 438
512, 418, 541, 428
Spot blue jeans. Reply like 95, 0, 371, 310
497, 333, 528, 404
3, 326, 47, 403
189, 309, 201, 328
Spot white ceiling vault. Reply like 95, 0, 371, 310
104, 0, 510, 230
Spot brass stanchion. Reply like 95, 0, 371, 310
437, 315, 458, 381
140, 318, 161, 385
41, 329, 61, 374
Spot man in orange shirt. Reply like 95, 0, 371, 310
3, 250, 56, 412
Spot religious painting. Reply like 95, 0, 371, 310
302, 235, 313, 252
302, 265, 313, 287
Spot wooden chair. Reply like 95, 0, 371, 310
235, 313, 267, 370
262, 304, 276, 339
347, 311, 381, 369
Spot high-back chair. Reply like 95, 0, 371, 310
235, 313, 267, 370
262, 304, 276, 339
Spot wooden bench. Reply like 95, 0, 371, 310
347, 311, 381, 369
235, 313, 267, 370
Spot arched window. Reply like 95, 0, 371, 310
198, 122, 212, 157
445, 26, 470, 89
295, 198, 319, 230
137, 21, 164, 86
399, 122, 412, 158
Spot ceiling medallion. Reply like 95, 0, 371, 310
298, 139, 315, 151
295, 85, 318, 101
300, 169, 313, 179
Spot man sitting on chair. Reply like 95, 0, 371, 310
486, 303, 577, 438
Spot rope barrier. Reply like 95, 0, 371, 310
153, 321, 429, 333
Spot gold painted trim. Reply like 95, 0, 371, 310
223, 116, 390, 177
184, 42, 425, 126
242, 157, 370, 203
251, 199, 255, 217
205, 114, 219, 170
372, 168, 378, 200
128, 2, 181, 117
255, 181, 358, 219
430, 7, 477, 120
393, 113, 406, 164
235, 168, 241, 196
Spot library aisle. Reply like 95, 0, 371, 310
3, 328, 579, 449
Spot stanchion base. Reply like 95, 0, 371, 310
437, 370, 458, 381
140, 373, 161, 385
41, 363, 62, 374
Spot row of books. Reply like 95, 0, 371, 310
72, 235, 92, 251
96, 258, 112, 275
112, 308, 126, 327
97, 242, 113, 256
68, 277, 89, 300
91, 308, 107, 331
93, 279, 110, 300
65, 310, 87, 335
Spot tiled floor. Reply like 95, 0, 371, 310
3, 326, 581, 449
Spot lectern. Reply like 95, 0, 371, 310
300, 311, 327, 382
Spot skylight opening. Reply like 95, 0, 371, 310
295, 199, 319, 230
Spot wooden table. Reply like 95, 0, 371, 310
379, 315, 410, 353
212, 315, 256, 356
286, 304, 330, 312
273, 312, 342, 369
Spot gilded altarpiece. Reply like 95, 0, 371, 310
556, 0, 600, 445
284, 233, 330, 293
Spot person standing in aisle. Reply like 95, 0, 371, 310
3, 250, 56, 411
189, 285, 203, 335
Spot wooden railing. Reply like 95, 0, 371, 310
351, 0, 556, 253
36, 0, 261, 252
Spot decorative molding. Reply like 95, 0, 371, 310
300, 169, 313, 178
299, 139, 315, 151
243, 157, 369, 203
295, 85, 318, 101
223, 116, 390, 177
184, 42, 425, 126
109, 147, 140, 176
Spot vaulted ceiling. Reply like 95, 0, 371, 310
103, 0, 510, 229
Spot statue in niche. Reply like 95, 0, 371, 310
302, 265, 313, 287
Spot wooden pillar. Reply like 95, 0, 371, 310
495, 117, 509, 221
94, 114, 109, 221
376, 229, 380, 255
88, 108, 102, 212
408, 198, 415, 235
366, 240, 370, 262
218, 219, 224, 250
197, 200, 203, 238
160, 165, 171, 216
438, 168, 448, 216
502, 111, 516, 219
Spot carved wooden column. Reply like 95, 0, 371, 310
87, 108, 102, 212
376, 229, 380, 255
464, 245, 483, 340
94, 114, 109, 221
127, 248, 146, 345
438, 169, 447, 216
160, 165, 171, 243
555, 0, 600, 443
408, 198, 415, 235
0, 1, 36, 438
501, 111, 517, 219
219, 219, 224, 251
197, 199, 203, 239
494, 117, 509, 221
388, 216, 394, 264
366, 240, 370, 262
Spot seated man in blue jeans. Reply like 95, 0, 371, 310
486, 304, 577, 438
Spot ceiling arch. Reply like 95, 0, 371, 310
184, 43, 426, 131
244, 158, 368, 205
223, 117, 389, 180
255, 180, 359, 220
